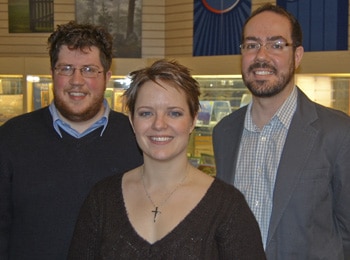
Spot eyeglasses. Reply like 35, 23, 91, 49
54, 65, 103, 78
240, 41, 294, 54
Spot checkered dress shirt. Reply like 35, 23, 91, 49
234, 86, 297, 249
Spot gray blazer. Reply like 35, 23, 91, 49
213, 88, 350, 260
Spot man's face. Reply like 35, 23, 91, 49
241, 11, 303, 98
52, 45, 111, 122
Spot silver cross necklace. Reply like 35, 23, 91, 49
141, 167, 189, 223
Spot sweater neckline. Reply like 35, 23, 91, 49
118, 175, 218, 249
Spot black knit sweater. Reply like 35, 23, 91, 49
68, 174, 266, 260
0, 107, 143, 260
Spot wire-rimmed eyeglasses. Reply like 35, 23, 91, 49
54, 65, 103, 78
240, 41, 295, 54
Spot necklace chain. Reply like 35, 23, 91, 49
141, 167, 188, 223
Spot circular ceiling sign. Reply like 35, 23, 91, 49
202, 0, 241, 14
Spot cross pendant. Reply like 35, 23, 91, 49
152, 207, 161, 222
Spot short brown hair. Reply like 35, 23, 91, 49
124, 59, 201, 120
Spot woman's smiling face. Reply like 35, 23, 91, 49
130, 79, 196, 162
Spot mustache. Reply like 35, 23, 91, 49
248, 62, 277, 73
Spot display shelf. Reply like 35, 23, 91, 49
194, 75, 248, 111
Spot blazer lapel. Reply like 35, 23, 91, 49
214, 107, 246, 184
266, 89, 319, 247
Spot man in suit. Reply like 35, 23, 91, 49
213, 4, 350, 259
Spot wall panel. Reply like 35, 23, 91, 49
0, 0, 349, 62
164, 0, 193, 56
141, 0, 165, 58
0, 0, 166, 58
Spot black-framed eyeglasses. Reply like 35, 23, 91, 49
54, 65, 103, 78
240, 41, 295, 54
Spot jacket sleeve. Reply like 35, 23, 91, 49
333, 128, 350, 258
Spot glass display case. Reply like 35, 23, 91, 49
26, 75, 53, 112
1, 73, 349, 175
194, 75, 249, 111
0, 75, 24, 125
296, 74, 350, 115
105, 76, 131, 113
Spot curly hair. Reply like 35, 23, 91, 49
47, 21, 113, 72
124, 59, 201, 120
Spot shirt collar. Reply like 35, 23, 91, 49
49, 99, 110, 138
245, 86, 297, 131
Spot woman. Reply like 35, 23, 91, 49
68, 59, 266, 259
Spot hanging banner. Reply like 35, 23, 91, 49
277, 0, 348, 51
193, 0, 251, 56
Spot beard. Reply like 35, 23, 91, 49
54, 92, 105, 122
242, 60, 295, 98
